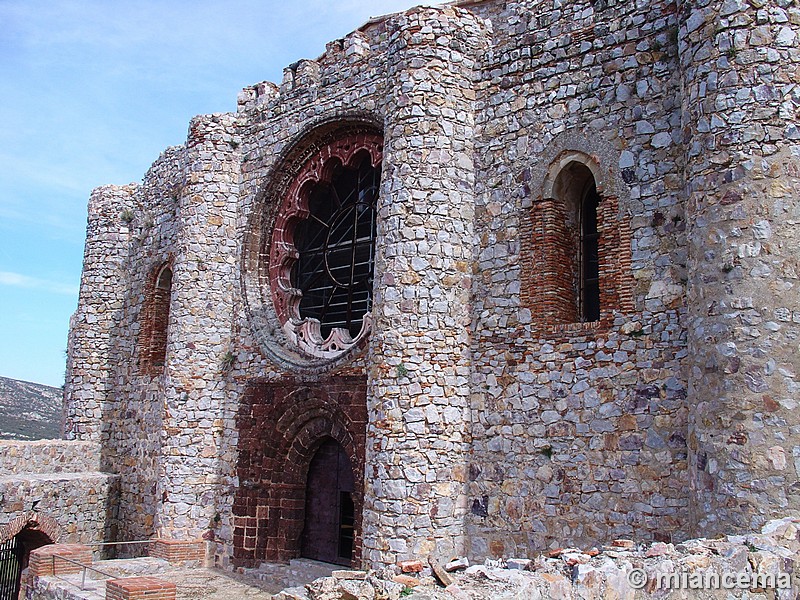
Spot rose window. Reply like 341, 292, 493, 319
269, 134, 382, 359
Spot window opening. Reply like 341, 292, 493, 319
139, 263, 172, 374
291, 158, 379, 339
151, 265, 172, 367
580, 183, 600, 322
156, 267, 172, 291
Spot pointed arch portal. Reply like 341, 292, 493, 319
233, 377, 367, 568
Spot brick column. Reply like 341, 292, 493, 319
362, 7, 488, 566
64, 185, 137, 442
524, 198, 578, 325
107, 577, 176, 600
156, 113, 240, 540
28, 544, 92, 577
679, 1, 800, 534
596, 195, 635, 319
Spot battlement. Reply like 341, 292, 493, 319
236, 27, 379, 115
234, 5, 490, 119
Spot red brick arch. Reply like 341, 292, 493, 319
521, 150, 634, 332
233, 376, 367, 566
138, 258, 174, 375
0, 512, 61, 543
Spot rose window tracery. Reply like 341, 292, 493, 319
269, 133, 382, 359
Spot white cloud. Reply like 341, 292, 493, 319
0, 271, 79, 296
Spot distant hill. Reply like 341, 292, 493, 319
0, 376, 62, 440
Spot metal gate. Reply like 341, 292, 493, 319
0, 537, 22, 600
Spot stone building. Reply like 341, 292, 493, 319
50, 0, 800, 573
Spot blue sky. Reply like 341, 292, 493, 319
0, 0, 438, 387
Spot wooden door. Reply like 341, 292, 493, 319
300, 439, 355, 565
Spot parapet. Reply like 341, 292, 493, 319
235, 18, 382, 116
86, 183, 138, 222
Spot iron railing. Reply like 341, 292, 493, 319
50, 554, 114, 591
48, 539, 166, 592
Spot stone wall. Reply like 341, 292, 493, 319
90, 147, 185, 545
464, 0, 689, 555
60, 0, 800, 573
154, 112, 241, 541
0, 441, 118, 547
64, 184, 137, 443
0, 441, 99, 475
362, 5, 489, 566
215, 10, 403, 570
679, 0, 800, 536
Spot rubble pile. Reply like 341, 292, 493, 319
275, 517, 800, 599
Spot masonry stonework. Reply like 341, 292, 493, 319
0, 442, 118, 543
679, 0, 800, 537
57, 0, 798, 572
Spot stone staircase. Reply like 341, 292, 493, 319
239, 558, 343, 590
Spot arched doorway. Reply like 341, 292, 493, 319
300, 439, 355, 565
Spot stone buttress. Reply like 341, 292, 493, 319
680, 0, 800, 534
362, 7, 489, 566
64, 184, 138, 445
155, 113, 241, 540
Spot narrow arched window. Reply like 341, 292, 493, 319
549, 159, 602, 323
151, 266, 172, 365
139, 263, 172, 374
528, 149, 632, 330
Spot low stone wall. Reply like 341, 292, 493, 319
0, 440, 100, 475
24, 578, 94, 600
0, 471, 119, 545
0, 440, 117, 547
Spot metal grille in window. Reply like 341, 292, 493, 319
291, 160, 379, 339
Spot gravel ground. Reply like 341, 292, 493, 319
169, 568, 282, 599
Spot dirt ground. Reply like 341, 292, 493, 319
168, 568, 282, 599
